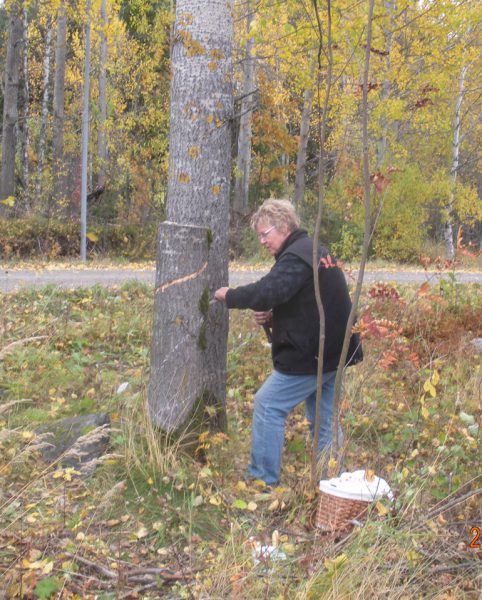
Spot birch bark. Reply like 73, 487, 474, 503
149, 0, 234, 432
52, 2, 68, 211
19, 3, 30, 200
294, 80, 314, 207
444, 64, 467, 261
35, 19, 53, 207
233, 3, 254, 222
97, 0, 108, 189
0, 0, 22, 208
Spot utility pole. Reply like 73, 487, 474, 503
80, 0, 91, 261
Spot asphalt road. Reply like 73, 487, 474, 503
1, 266, 481, 293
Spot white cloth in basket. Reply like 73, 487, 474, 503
319, 469, 393, 502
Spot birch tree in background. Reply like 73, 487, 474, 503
375, 0, 395, 170
80, 0, 92, 261
232, 2, 254, 224
19, 2, 30, 199
52, 1, 67, 211
149, 0, 234, 433
1, 0, 22, 209
293, 74, 314, 207
97, 0, 108, 189
35, 17, 53, 207
444, 64, 468, 261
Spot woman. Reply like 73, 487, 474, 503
215, 199, 361, 485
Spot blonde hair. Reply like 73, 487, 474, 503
250, 199, 300, 233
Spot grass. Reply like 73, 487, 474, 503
0, 280, 480, 598
2, 242, 481, 274
0, 257, 157, 270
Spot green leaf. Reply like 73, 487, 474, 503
468, 423, 479, 436
459, 412, 475, 426
232, 499, 248, 509
34, 577, 62, 599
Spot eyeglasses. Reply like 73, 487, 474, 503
257, 225, 275, 241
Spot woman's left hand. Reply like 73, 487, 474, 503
253, 310, 272, 325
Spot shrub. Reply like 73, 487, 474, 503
370, 165, 431, 262
0, 217, 157, 260
332, 221, 363, 261
325, 162, 437, 263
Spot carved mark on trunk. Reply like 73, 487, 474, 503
155, 261, 208, 294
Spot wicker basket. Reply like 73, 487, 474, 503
314, 490, 370, 533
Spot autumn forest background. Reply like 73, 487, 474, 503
0, 0, 480, 263
0, 1, 481, 599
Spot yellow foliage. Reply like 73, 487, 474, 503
179, 30, 206, 57
188, 146, 200, 159
210, 49, 224, 60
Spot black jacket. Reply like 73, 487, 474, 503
226, 229, 362, 374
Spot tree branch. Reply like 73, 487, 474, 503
331, 0, 375, 459
311, 0, 333, 487
426, 486, 482, 520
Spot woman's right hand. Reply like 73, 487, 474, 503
253, 310, 273, 326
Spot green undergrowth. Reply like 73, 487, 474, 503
0, 280, 480, 598
0, 217, 157, 260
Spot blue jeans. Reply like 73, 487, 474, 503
247, 369, 341, 485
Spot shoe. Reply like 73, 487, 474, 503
242, 475, 276, 492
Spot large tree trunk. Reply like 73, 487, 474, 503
444, 64, 467, 261
51, 1, 68, 213
96, 0, 108, 189
35, 18, 53, 208
149, 0, 233, 434
0, 0, 23, 209
232, 4, 254, 223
